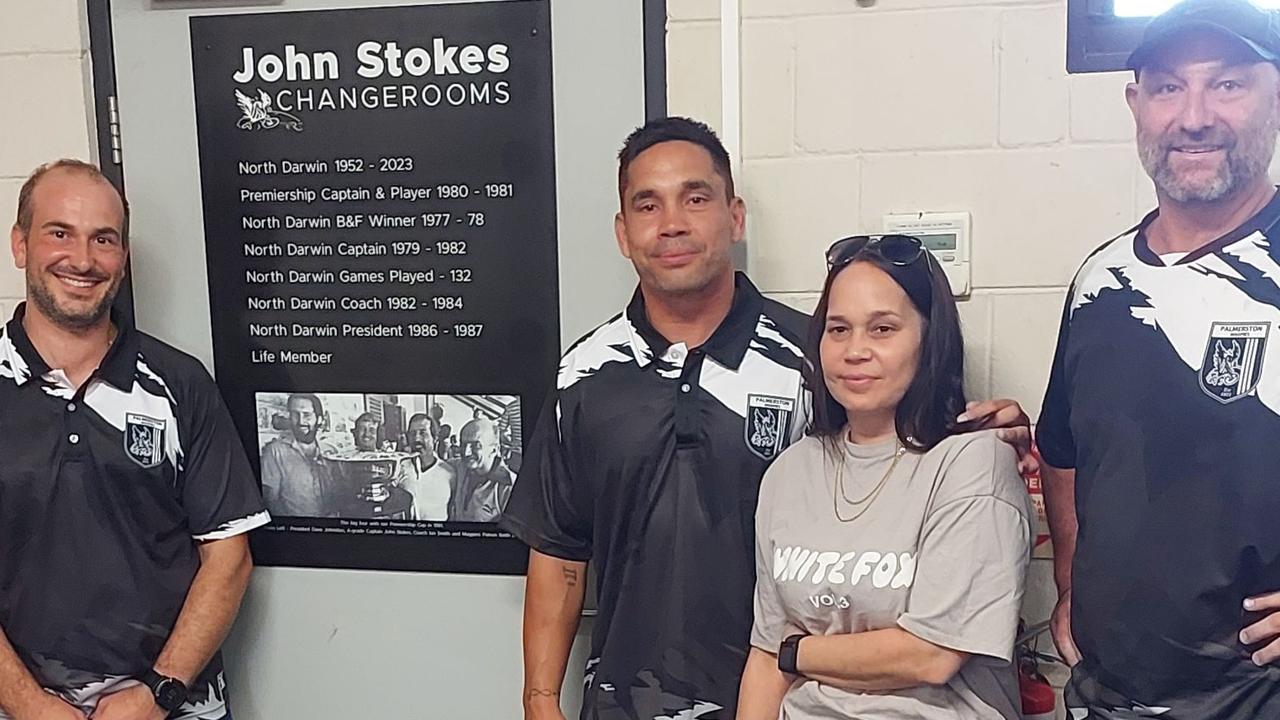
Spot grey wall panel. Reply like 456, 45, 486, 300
107, 0, 645, 716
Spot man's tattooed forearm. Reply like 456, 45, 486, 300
526, 688, 560, 699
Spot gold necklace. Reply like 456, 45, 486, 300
833, 439, 905, 523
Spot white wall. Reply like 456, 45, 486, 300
0, 0, 96, 318
667, 0, 1157, 649
669, 0, 1154, 413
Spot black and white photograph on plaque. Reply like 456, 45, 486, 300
256, 392, 520, 523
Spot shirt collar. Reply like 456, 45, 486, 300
413, 453, 442, 471
1132, 186, 1280, 266
624, 271, 764, 371
3, 302, 138, 390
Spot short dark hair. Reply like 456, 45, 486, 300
617, 116, 735, 204
15, 159, 130, 246
806, 250, 968, 453
286, 393, 324, 417
407, 412, 434, 439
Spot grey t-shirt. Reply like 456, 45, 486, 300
751, 429, 1033, 720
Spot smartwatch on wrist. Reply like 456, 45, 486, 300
140, 668, 189, 713
777, 633, 807, 675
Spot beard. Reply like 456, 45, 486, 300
28, 265, 121, 330
1138, 117, 1278, 203
293, 426, 317, 444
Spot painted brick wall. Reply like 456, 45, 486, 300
0, 0, 95, 319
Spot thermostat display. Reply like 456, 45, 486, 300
882, 212, 971, 297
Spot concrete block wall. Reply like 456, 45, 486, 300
666, 0, 1155, 657
0, 0, 95, 320
668, 0, 1153, 411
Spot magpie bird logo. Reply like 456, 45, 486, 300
1205, 340, 1243, 387
235, 89, 303, 132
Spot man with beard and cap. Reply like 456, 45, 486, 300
397, 412, 456, 521
449, 417, 515, 522
0, 160, 268, 720
1039, 1, 1280, 717
261, 393, 335, 517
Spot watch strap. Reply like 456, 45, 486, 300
140, 668, 188, 713
778, 633, 807, 675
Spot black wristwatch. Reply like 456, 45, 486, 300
140, 668, 188, 713
778, 633, 807, 675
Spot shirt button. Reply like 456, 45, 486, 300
68, 433, 80, 444
67, 403, 76, 412
680, 383, 691, 393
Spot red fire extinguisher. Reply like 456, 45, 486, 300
1020, 661, 1057, 720
1017, 619, 1060, 720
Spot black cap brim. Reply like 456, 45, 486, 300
1127, 20, 1280, 72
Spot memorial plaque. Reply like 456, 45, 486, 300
190, 1, 557, 573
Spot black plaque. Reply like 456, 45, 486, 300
190, 1, 557, 574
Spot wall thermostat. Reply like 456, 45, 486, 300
882, 211, 971, 297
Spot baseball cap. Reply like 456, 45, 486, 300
1126, 0, 1280, 74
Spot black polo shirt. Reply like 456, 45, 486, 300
0, 305, 268, 718
1038, 193, 1280, 718
500, 273, 808, 720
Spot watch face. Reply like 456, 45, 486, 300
155, 679, 188, 712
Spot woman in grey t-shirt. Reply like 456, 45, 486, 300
737, 236, 1033, 720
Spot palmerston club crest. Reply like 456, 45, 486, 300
125, 413, 166, 468
1199, 322, 1270, 403
746, 394, 795, 460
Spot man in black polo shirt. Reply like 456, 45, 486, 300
1039, 2, 1280, 717
0, 160, 268, 720
500, 117, 1032, 720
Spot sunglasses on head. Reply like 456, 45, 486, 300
825, 234, 926, 270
